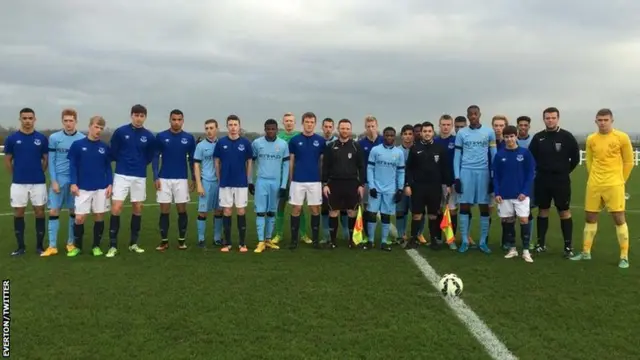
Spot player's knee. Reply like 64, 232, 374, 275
558, 209, 571, 219
33, 207, 45, 217
518, 216, 528, 224
256, 212, 266, 217
198, 215, 206, 221
366, 211, 377, 223
237, 208, 246, 216
380, 214, 391, 224
48, 208, 59, 217
75, 215, 86, 224
396, 211, 405, 219
459, 203, 471, 213
479, 210, 490, 217
94, 213, 105, 222
266, 211, 276, 217
537, 208, 550, 217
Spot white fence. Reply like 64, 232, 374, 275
578, 149, 640, 166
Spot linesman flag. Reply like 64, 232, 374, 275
441, 196, 455, 244
352, 205, 364, 245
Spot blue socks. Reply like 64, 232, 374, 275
48, 216, 59, 248
381, 223, 390, 244
367, 221, 376, 242
521, 223, 532, 249
197, 215, 206, 242
214, 215, 223, 243
459, 214, 470, 244
256, 215, 266, 242
266, 215, 275, 239
397, 214, 407, 238
480, 216, 490, 245
68, 214, 75, 245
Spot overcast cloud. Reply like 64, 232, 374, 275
1, 0, 639, 133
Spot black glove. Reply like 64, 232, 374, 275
248, 184, 255, 195
454, 179, 462, 194
369, 188, 378, 199
279, 188, 288, 199
488, 179, 494, 194
394, 189, 403, 203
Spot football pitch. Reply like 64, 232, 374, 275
1, 168, 639, 360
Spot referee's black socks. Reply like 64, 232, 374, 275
428, 217, 440, 243
329, 216, 339, 243
536, 216, 549, 247
560, 217, 573, 249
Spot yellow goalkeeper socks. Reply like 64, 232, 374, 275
616, 223, 629, 259
582, 222, 597, 253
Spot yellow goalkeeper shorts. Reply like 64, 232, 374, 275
584, 185, 625, 213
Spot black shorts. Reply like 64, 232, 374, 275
534, 175, 571, 211
328, 180, 360, 211
410, 184, 442, 215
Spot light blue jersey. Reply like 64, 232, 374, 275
194, 139, 218, 182
194, 138, 222, 244
453, 125, 497, 176
517, 135, 532, 148
367, 144, 405, 217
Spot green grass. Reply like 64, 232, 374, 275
1, 167, 640, 360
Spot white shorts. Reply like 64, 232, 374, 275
289, 182, 322, 206
156, 178, 190, 204
10, 184, 47, 208
497, 197, 530, 218
219, 187, 248, 208
75, 189, 110, 215
442, 185, 458, 210
112, 174, 146, 202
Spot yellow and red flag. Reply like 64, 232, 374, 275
352, 206, 364, 245
441, 207, 455, 244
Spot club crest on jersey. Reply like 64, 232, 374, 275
434, 155, 439, 163
165, 138, 170, 143
313, 140, 319, 147
16, 140, 21, 144
238, 144, 245, 151
125, 135, 130, 139
448, 142, 455, 149
140, 136, 147, 143
298, 142, 303, 146
348, 153, 352, 159
82, 147, 87, 151
555, 143, 561, 151
516, 154, 524, 161
181, 138, 188, 144
99, 147, 105, 154
34, 139, 41, 146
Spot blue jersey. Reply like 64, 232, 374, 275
496, 138, 506, 151
453, 125, 497, 178
358, 135, 383, 171
4, 131, 48, 184
48, 130, 85, 184
153, 130, 196, 180
367, 144, 405, 194
289, 133, 326, 182
194, 138, 218, 182
252, 137, 290, 188
68, 138, 113, 191
435, 135, 456, 179
517, 135, 532, 148
110, 124, 156, 178
213, 136, 253, 187
492, 146, 536, 199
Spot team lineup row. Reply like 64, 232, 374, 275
3, 106, 633, 267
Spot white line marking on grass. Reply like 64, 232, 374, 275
405, 249, 518, 360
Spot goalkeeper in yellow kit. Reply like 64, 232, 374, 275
571, 108, 634, 268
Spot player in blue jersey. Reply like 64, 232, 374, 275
435, 115, 458, 250
66, 116, 113, 257
251, 119, 290, 253
358, 115, 383, 243
490, 115, 509, 249
366, 127, 405, 251
106, 104, 156, 258
214, 115, 253, 253
42, 109, 85, 257
395, 125, 414, 243
4, 108, 49, 256
289, 112, 326, 249
453, 105, 497, 253
194, 119, 224, 248
516, 115, 535, 247
153, 109, 196, 251
492, 125, 536, 263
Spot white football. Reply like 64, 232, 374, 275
438, 273, 463, 297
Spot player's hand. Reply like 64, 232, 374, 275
495, 195, 503, 204
188, 180, 195, 192
446, 186, 451, 194
51, 181, 60, 194
517, 194, 526, 201
357, 186, 364, 199
404, 186, 412, 197
454, 179, 462, 194
369, 188, 378, 199
279, 188, 288, 199
155, 179, 161, 191
105, 185, 112, 199
488, 180, 494, 194
248, 184, 255, 195
394, 190, 403, 203
323, 186, 331, 198
70, 184, 79, 197
197, 184, 205, 197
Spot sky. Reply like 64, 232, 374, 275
1, 0, 640, 134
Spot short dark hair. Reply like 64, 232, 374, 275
227, 114, 240, 124
131, 104, 147, 115
401, 124, 414, 134
596, 108, 613, 117
322, 117, 334, 125
338, 118, 351, 126
543, 107, 560, 118
467, 105, 480, 112
264, 118, 278, 127
421, 121, 434, 130
382, 126, 396, 134
454, 116, 467, 123
516, 116, 531, 124
204, 119, 218, 127
413, 123, 422, 129
302, 112, 316, 122
20, 107, 35, 116
170, 109, 183, 117
503, 125, 517, 136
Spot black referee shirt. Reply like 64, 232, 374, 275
529, 127, 580, 177
322, 138, 365, 185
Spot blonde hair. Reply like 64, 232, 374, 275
491, 115, 508, 125
89, 115, 106, 127
364, 115, 377, 124
283, 112, 295, 118
61, 108, 78, 120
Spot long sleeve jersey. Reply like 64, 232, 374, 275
252, 136, 290, 189
492, 146, 536, 199
322, 138, 365, 185
528, 128, 579, 178
405, 140, 451, 187
68, 137, 113, 191
367, 143, 405, 194
48, 130, 85, 184
585, 129, 634, 187
110, 124, 156, 178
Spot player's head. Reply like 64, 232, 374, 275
439, 114, 453, 136
491, 115, 508, 138
421, 121, 435, 142
516, 116, 531, 138
282, 112, 295, 132
88, 115, 106, 140
169, 109, 184, 132
301, 111, 316, 135
61, 108, 78, 133
19, 107, 36, 131
382, 127, 396, 146
264, 118, 278, 140
322, 118, 334, 138
454, 116, 467, 132
130, 104, 147, 128
467, 105, 481, 126
401, 124, 414, 145
542, 107, 560, 130
338, 119, 352, 140
595, 108, 614, 134
364, 115, 378, 137
204, 119, 218, 139
226, 114, 241, 137
413, 123, 422, 141
503, 125, 518, 149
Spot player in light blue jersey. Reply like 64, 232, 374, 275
516, 115, 535, 246
366, 127, 405, 251
42, 109, 86, 257
395, 125, 414, 243
320, 118, 349, 242
194, 119, 224, 248
251, 119, 290, 253
453, 105, 497, 253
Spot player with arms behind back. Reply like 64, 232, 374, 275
66, 116, 113, 257
492, 126, 536, 262
4, 108, 49, 256
571, 109, 634, 268
251, 119, 290, 253
435, 115, 458, 249
42, 108, 85, 256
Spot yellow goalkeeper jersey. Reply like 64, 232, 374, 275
585, 129, 634, 187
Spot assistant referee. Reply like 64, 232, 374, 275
529, 107, 580, 258
322, 119, 365, 249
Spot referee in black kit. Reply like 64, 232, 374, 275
322, 119, 365, 249
529, 107, 580, 258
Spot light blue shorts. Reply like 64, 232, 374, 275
197, 179, 220, 212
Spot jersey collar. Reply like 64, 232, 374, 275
469, 124, 482, 130
265, 136, 277, 142
518, 135, 530, 140
206, 137, 217, 143
63, 130, 78, 136
383, 143, 395, 149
